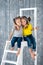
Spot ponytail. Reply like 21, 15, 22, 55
28, 17, 31, 22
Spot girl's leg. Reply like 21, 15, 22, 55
24, 37, 35, 60
16, 48, 21, 56
29, 35, 36, 59
16, 37, 22, 56
29, 35, 36, 51
11, 37, 17, 50
29, 48, 36, 60
10, 47, 14, 50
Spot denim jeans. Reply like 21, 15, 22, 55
11, 37, 22, 48
24, 34, 36, 51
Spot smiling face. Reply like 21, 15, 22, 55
21, 18, 27, 26
15, 18, 21, 27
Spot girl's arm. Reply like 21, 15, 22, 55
32, 27, 38, 30
30, 23, 38, 31
8, 31, 13, 41
8, 28, 14, 41
15, 24, 20, 30
8, 24, 19, 41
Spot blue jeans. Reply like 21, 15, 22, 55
11, 37, 22, 48
24, 34, 36, 51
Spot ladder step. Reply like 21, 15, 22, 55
5, 50, 17, 53
3, 60, 17, 64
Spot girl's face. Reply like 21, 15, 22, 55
15, 19, 21, 26
21, 19, 26, 26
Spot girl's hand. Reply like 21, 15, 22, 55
15, 24, 20, 30
15, 24, 17, 27
33, 27, 39, 30
35, 27, 39, 30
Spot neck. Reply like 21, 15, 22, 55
24, 24, 28, 28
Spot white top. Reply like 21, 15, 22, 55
12, 26, 22, 37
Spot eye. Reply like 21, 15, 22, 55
24, 21, 25, 22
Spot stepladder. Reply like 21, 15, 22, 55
1, 41, 27, 65
1, 41, 37, 65
1, 41, 23, 65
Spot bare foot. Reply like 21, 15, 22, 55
10, 47, 14, 51
16, 48, 21, 56
16, 51, 20, 56
29, 49, 36, 60
33, 52, 36, 56
31, 52, 35, 60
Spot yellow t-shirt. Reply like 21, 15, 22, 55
23, 23, 33, 36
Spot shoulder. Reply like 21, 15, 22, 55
29, 23, 32, 25
28, 23, 32, 26
28, 23, 33, 29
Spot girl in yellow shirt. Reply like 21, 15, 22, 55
21, 16, 37, 60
